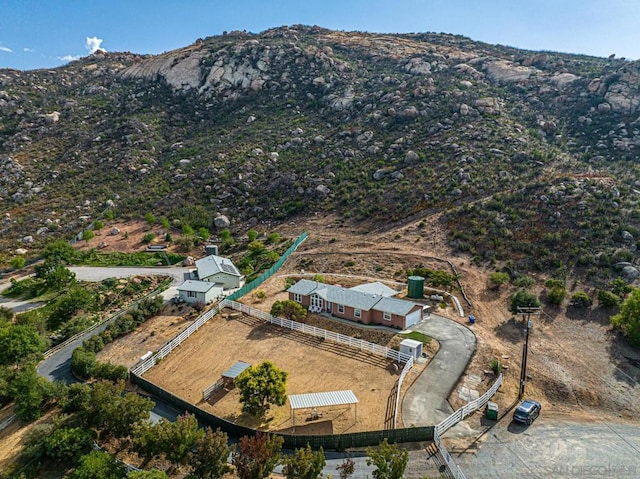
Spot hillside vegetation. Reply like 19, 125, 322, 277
1, 25, 639, 287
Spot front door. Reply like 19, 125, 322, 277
311, 295, 324, 311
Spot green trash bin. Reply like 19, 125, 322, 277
486, 401, 499, 420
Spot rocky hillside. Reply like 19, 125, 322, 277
1, 25, 639, 283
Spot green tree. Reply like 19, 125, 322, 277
546, 286, 567, 305
72, 450, 125, 479
43, 426, 96, 463
82, 230, 95, 242
0, 306, 14, 325
570, 291, 592, 308
247, 229, 258, 242
312, 274, 325, 283
266, 232, 280, 245
509, 290, 541, 314
11, 363, 54, 421
94, 220, 104, 230
160, 217, 171, 229
611, 288, 640, 347
43, 240, 77, 263
0, 324, 46, 365
282, 444, 325, 479
104, 210, 114, 221
513, 276, 536, 289
87, 380, 154, 439
143, 232, 156, 244
161, 413, 203, 465
11, 256, 26, 270
145, 212, 156, 225
248, 240, 266, 254
188, 427, 233, 479
44, 263, 76, 290
235, 361, 288, 416
232, 433, 283, 479
488, 272, 510, 289
49, 286, 96, 330
270, 300, 307, 321
366, 439, 409, 479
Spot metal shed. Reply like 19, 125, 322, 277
289, 390, 358, 429
399, 338, 423, 359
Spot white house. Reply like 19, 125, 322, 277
177, 280, 223, 305
194, 254, 244, 290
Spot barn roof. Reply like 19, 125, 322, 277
289, 390, 358, 410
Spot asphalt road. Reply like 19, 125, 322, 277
402, 314, 477, 431
453, 417, 640, 479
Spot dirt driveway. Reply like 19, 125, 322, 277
143, 310, 403, 434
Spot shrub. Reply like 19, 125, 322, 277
143, 233, 156, 244
491, 359, 502, 374
598, 290, 621, 307
145, 212, 156, 225
513, 276, 536, 289
547, 287, 567, 305
11, 256, 26, 270
570, 291, 592, 308
509, 290, 541, 314
94, 220, 104, 230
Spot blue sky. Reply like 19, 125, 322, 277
1, 0, 639, 71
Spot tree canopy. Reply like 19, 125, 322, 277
366, 439, 409, 479
509, 290, 541, 314
235, 361, 288, 416
611, 288, 640, 347
270, 300, 307, 321
282, 444, 325, 479
232, 433, 283, 479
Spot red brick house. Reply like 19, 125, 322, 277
287, 279, 425, 329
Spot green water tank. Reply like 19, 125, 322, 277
407, 276, 424, 299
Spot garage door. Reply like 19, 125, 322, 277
405, 310, 422, 328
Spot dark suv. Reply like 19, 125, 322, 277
513, 399, 541, 425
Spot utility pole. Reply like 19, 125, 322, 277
517, 306, 541, 399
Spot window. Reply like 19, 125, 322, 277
337, 304, 344, 313
293, 293, 302, 303
383, 311, 392, 321
188, 291, 197, 298
354, 308, 361, 318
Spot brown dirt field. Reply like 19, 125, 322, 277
144, 310, 404, 434
97, 303, 196, 368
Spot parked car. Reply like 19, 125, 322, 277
513, 399, 541, 425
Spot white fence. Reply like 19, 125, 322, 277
393, 355, 414, 428
432, 374, 503, 479
131, 298, 415, 428
224, 300, 413, 364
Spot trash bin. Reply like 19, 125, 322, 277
469, 315, 476, 324
486, 401, 498, 420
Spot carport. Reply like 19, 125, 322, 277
289, 390, 358, 429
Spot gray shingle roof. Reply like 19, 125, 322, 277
177, 280, 220, 293
195, 254, 241, 279
350, 281, 398, 297
287, 280, 420, 315
373, 296, 418, 316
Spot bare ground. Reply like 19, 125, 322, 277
143, 310, 405, 434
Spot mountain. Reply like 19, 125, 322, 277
1, 25, 639, 283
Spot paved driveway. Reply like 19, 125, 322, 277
453, 417, 640, 478
402, 314, 477, 431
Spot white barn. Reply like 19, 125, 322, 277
177, 280, 223, 305
194, 254, 244, 290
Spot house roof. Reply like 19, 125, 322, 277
287, 279, 322, 296
289, 390, 358, 410
350, 281, 397, 297
373, 296, 418, 316
288, 280, 421, 316
315, 285, 381, 310
195, 254, 241, 279
177, 280, 221, 293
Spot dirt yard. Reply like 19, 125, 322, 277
273, 214, 640, 425
97, 303, 197, 368
143, 310, 405, 434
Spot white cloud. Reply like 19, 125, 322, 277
85, 36, 105, 54
23, 47, 35, 52
0, 46, 13, 53
59, 54, 81, 63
